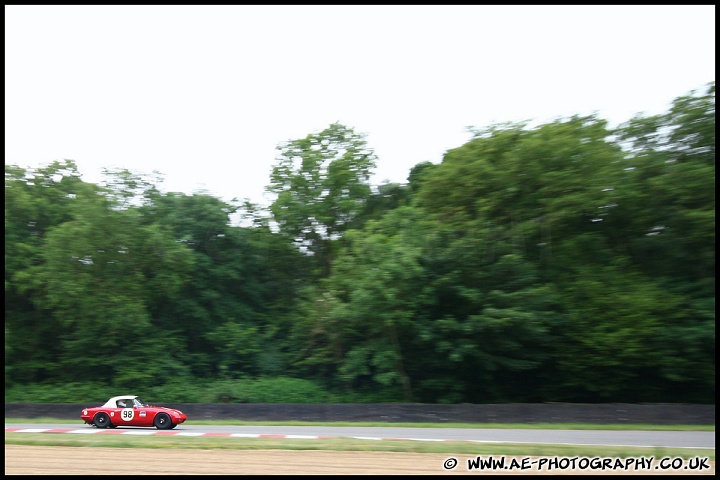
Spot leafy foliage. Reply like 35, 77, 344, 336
5, 84, 715, 404
267, 122, 378, 276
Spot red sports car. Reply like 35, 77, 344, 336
81, 395, 187, 430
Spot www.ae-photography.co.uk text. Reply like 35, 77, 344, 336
442, 455, 712, 473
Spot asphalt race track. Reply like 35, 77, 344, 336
6, 423, 715, 475
5, 423, 715, 449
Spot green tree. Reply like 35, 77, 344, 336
267, 122, 378, 276
310, 206, 428, 399
37, 187, 195, 387
548, 261, 700, 402
612, 81, 715, 287
5, 160, 97, 383
141, 192, 311, 378
605, 82, 715, 401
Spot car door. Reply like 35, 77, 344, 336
114, 400, 150, 427
116, 403, 140, 426
132, 404, 154, 427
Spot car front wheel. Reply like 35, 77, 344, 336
94, 412, 113, 429
154, 413, 173, 430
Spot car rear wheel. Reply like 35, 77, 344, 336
154, 413, 173, 430
94, 412, 113, 429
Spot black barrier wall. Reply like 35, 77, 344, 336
4, 403, 715, 425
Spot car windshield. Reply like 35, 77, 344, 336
133, 397, 149, 407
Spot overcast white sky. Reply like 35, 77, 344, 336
5, 5, 716, 207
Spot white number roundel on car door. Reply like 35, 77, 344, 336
120, 408, 135, 421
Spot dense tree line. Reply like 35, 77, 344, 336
5, 83, 714, 403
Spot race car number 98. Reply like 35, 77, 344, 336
121, 408, 134, 421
